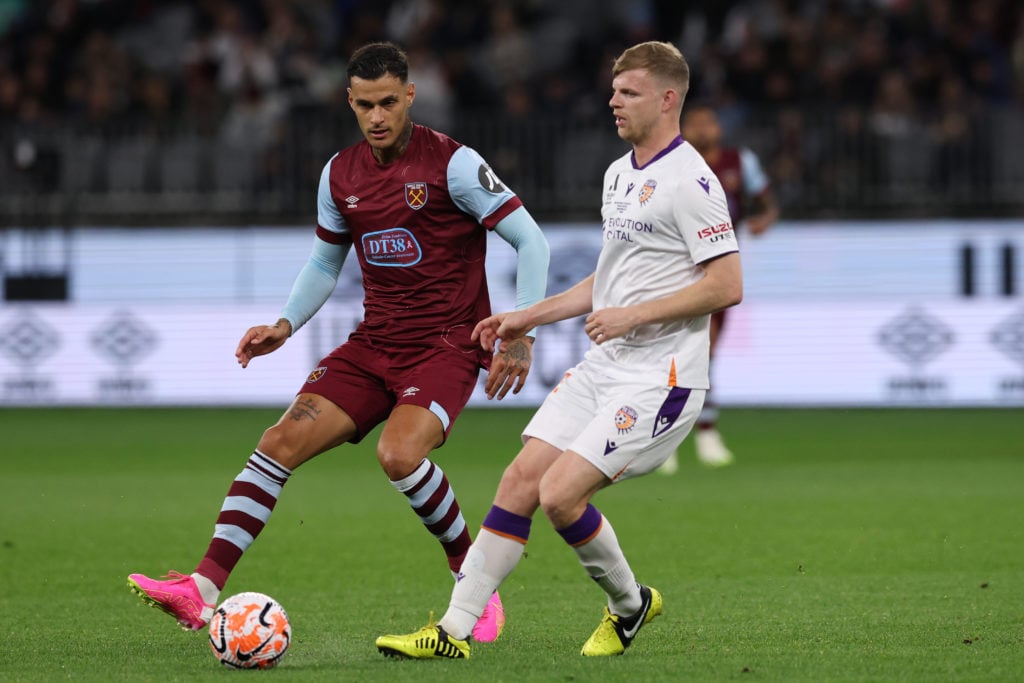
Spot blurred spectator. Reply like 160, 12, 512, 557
0, 0, 1021, 220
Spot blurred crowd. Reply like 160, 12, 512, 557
1, 0, 1023, 218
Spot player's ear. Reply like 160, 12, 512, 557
406, 81, 416, 106
663, 88, 680, 113
346, 87, 355, 109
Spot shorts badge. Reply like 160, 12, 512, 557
614, 405, 639, 434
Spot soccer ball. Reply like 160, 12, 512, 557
208, 592, 291, 669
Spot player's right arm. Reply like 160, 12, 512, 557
236, 156, 352, 368
473, 273, 595, 351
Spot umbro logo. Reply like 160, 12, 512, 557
696, 177, 711, 195
604, 439, 619, 455
402, 386, 420, 397
345, 195, 359, 208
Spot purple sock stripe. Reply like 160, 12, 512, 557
557, 504, 603, 547
481, 505, 532, 543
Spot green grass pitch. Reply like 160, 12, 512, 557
1, 407, 1022, 682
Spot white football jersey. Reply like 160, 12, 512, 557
587, 137, 738, 388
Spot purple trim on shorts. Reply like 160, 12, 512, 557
652, 386, 692, 438
482, 505, 532, 543
557, 503, 603, 547
632, 135, 684, 170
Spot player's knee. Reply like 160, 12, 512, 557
538, 484, 581, 529
493, 460, 542, 511
376, 441, 423, 481
256, 424, 303, 470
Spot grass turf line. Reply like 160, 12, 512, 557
1, 407, 1021, 681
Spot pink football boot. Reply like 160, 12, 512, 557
472, 591, 506, 642
127, 571, 215, 631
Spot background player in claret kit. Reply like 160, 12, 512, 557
375, 41, 742, 660
127, 42, 550, 643
659, 103, 779, 472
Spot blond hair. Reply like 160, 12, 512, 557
612, 41, 690, 99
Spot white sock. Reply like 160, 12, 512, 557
191, 573, 220, 606
572, 517, 641, 616
439, 530, 525, 639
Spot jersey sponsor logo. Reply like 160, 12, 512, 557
404, 182, 428, 210
697, 222, 734, 242
361, 227, 423, 267
614, 405, 639, 434
306, 366, 327, 383
696, 177, 711, 195
478, 163, 507, 193
638, 179, 657, 205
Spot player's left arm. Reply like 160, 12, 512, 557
739, 147, 779, 236
448, 145, 551, 399
485, 207, 550, 399
585, 253, 742, 344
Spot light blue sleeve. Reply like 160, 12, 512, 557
317, 153, 349, 237
279, 235, 351, 335
447, 146, 519, 223
493, 206, 550, 338
739, 147, 770, 196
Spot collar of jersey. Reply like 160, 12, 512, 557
631, 135, 684, 170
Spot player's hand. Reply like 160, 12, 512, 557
584, 307, 637, 344
747, 215, 772, 236
235, 320, 292, 368
484, 336, 533, 400
472, 310, 533, 351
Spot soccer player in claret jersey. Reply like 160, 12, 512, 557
127, 42, 550, 643
659, 103, 779, 471
375, 41, 742, 659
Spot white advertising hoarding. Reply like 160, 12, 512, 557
0, 221, 1021, 407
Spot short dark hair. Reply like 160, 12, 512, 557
347, 42, 409, 83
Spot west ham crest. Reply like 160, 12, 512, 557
405, 182, 428, 210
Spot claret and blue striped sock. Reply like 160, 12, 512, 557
195, 450, 292, 594
390, 459, 473, 573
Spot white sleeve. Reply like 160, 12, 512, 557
675, 175, 739, 264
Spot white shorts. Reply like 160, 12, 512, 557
522, 359, 705, 482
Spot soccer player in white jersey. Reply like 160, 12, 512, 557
375, 40, 742, 659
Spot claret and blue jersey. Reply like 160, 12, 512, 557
314, 124, 523, 348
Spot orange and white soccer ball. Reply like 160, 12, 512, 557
208, 592, 291, 669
